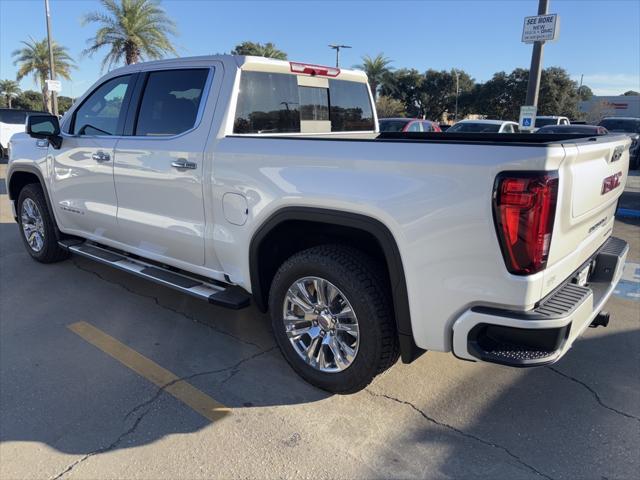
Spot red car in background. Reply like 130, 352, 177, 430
379, 117, 442, 133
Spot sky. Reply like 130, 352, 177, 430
1, 0, 639, 98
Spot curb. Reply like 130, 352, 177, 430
617, 208, 640, 219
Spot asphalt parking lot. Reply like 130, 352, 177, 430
1, 164, 639, 479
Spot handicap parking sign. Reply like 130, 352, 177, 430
519, 106, 537, 131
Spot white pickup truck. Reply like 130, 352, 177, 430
7, 55, 631, 393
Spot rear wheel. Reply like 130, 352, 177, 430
17, 183, 69, 263
269, 245, 399, 393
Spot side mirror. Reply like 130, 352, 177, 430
26, 114, 62, 149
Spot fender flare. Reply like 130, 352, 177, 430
7, 165, 60, 237
249, 207, 425, 363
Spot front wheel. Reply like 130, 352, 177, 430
269, 245, 399, 393
17, 183, 69, 263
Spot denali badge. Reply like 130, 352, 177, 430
588, 217, 608, 234
601, 171, 622, 195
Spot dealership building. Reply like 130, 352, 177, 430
579, 95, 640, 120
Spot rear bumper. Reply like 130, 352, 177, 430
452, 236, 628, 367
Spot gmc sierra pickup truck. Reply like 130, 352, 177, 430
6, 55, 631, 393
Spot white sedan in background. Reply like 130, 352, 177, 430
0, 109, 47, 158
447, 119, 519, 133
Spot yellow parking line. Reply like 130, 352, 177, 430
68, 321, 230, 422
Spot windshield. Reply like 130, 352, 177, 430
598, 118, 640, 133
534, 118, 559, 128
448, 122, 501, 133
379, 119, 410, 132
0, 110, 28, 125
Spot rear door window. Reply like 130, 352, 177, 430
135, 69, 209, 136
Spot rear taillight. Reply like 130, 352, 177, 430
493, 172, 559, 275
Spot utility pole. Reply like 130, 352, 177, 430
328, 44, 351, 68
44, 0, 58, 115
453, 69, 460, 121
525, 0, 549, 107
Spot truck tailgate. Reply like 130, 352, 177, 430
542, 135, 630, 296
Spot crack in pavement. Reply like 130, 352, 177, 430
124, 346, 278, 421
365, 389, 554, 480
50, 346, 278, 480
546, 366, 640, 423
70, 259, 263, 349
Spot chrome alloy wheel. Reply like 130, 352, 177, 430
282, 276, 360, 373
21, 198, 45, 252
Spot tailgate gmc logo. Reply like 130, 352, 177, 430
601, 172, 623, 195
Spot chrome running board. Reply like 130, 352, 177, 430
59, 240, 250, 309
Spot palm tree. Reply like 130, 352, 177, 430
231, 41, 288, 60
0, 80, 21, 108
82, 0, 178, 70
354, 53, 393, 101
12, 37, 75, 112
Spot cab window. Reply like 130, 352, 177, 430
73, 75, 132, 136
233, 72, 375, 133
135, 69, 209, 136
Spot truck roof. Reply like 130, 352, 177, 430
107, 54, 369, 83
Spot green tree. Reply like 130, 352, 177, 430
375, 95, 405, 118
82, 0, 177, 70
623, 90, 639, 96
354, 54, 393, 101
473, 70, 525, 120
421, 69, 474, 121
538, 67, 582, 119
12, 90, 45, 111
577, 85, 593, 101
380, 68, 474, 120
473, 67, 582, 120
231, 41, 287, 60
57, 96, 74, 114
379, 68, 424, 117
12, 37, 75, 112
0, 79, 21, 108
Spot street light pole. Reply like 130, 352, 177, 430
525, 0, 549, 107
453, 69, 460, 121
328, 44, 351, 68
44, 0, 58, 115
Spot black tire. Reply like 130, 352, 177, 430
17, 183, 69, 263
269, 245, 399, 394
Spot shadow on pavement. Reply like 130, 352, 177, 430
1, 219, 639, 480
370, 328, 640, 479
0, 223, 329, 457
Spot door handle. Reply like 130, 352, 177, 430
91, 151, 111, 162
171, 158, 197, 170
